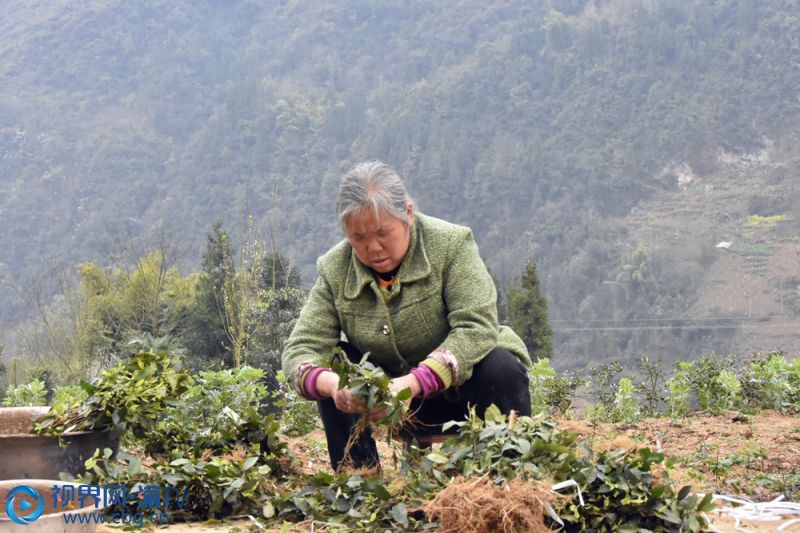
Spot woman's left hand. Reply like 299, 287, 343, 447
389, 373, 421, 399
364, 374, 420, 421
360, 374, 422, 420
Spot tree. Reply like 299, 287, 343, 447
260, 251, 301, 291
202, 221, 236, 294
13, 264, 109, 384
617, 247, 660, 300
247, 284, 306, 392
229, 219, 305, 373
618, 247, 651, 286
185, 221, 236, 367
188, 219, 306, 372
506, 260, 553, 361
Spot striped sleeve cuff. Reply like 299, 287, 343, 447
419, 357, 453, 390
410, 365, 444, 398
303, 366, 330, 400
293, 361, 319, 399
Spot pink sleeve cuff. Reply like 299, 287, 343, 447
303, 366, 331, 401
410, 365, 444, 398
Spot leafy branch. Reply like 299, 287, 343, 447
330, 349, 412, 429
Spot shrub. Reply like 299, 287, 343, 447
666, 366, 692, 420
611, 377, 639, 423
67, 357, 288, 521
275, 370, 320, 437
530, 358, 585, 417
740, 351, 800, 412
714, 370, 741, 412
636, 356, 666, 417
589, 361, 623, 416
2, 378, 48, 406
666, 355, 738, 416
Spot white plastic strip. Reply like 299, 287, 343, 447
778, 518, 800, 531
706, 493, 800, 529
552, 479, 584, 506
545, 479, 585, 530
543, 502, 564, 526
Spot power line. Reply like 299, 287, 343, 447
551, 315, 799, 324
554, 321, 800, 332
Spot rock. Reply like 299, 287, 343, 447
728, 411, 749, 423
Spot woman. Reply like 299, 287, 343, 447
282, 161, 532, 470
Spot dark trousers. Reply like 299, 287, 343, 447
318, 343, 531, 470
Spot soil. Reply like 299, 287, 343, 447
93, 413, 800, 532
559, 412, 800, 532
559, 411, 800, 496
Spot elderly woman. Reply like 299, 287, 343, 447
282, 161, 532, 470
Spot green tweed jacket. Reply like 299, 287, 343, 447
282, 212, 531, 391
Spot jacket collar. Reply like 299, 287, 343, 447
343, 214, 431, 299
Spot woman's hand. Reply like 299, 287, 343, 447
315, 370, 367, 414
389, 373, 422, 399
316, 370, 420, 419
361, 374, 421, 421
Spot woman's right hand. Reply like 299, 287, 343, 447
315, 370, 366, 414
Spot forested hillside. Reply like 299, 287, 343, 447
1, 0, 799, 369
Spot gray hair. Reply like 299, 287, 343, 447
336, 161, 414, 232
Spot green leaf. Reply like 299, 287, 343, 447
483, 404, 503, 422
128, 455, 144, 476
517, 438, 531, 455
391, 503, 408, 525
697, 493, 715, 513
242, 456, 259, 470
347, 507, 365, 518
395, 387, 412, 401
162, 473, 184, 485
370, 483, 391, 501
426, 452, 449, 464
315, 472, 334, 484
442, 420, 463, 432
346, 475, 363, 489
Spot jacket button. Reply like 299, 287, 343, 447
382, 324, 390, 335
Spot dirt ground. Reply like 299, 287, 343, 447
560, 411, 800, 496
95, 412, 800, 532
559, 412, 800, 532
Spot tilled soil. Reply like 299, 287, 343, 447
97, 412, 800, 531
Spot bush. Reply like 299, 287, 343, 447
666, 368, 692, 420
530, 358, 585, 416
635, 356, 666, 417
611, 377, 639, 423
2, 378, 47, 406
276, 370, 319, 437
153, 366, 277, 453
664, 355, 739, 416
60, 352, 287, 520
740, 351, 800, 412
587, 361, 623, 421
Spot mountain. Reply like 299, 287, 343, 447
1, 0, 799, 368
